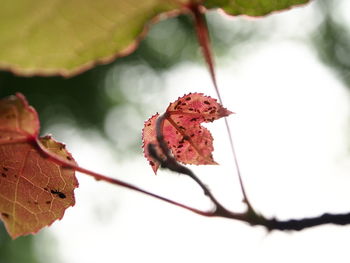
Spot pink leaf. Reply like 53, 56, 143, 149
142, 93, 233, 174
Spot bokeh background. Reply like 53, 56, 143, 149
1, 0, 350, 262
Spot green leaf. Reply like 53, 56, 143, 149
203, 0, 311, 17
0, 0, 182, 76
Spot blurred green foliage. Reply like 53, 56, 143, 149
0, 224, 39, 263
312, 0, 350, 90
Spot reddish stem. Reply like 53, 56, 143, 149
33, 138, 212, 217
190, 4, 253, 211
189, 4, 222, 102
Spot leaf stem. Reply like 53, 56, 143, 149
190, 4, 254, 211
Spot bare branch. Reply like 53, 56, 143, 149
35, 125, 350, 232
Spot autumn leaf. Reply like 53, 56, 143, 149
142, 93, 233, 174
0, 93, 78, 239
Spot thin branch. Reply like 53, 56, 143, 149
33, 138, 213, 217
265, 212, 350, 231
33, 134, 350, 231
190, 4, 253, 210
150, 113, 350, 231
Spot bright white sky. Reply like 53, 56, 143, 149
36, 2, 350, 263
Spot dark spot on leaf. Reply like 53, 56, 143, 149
51, 189, 66, 199
190, 134, 195, 137
209, 110, 216, 114
44, 187, 48, 191
204, 101, 210, 105
175, 101, 182, 109
34, 201, 38, 205
1, 173, 6, 177
176, 155, 180, 158
150, 161, 155, 166
181, 103, 186, 106
178, 115, 183, 118
183, 135, 190, 140
1, 213, 9, 218
66, 156, 72, 161
3, 167, 8, 171
190, 118, 198, 122
177, 145, 183, 148
179, 126, 186, 130
185, 97, 191, 101
189, 108, 194, 111
177, 150, 181, 154
147, 123, 151, 126
14, 174, 17, 178
46, 201, 51, 204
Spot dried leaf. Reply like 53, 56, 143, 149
0, 94, 78, 238
142, 93, 233, 174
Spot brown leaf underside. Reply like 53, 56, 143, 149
0, 94, 78, 238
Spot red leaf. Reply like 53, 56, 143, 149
142, 93, 233, 174
0, 93, 78, 238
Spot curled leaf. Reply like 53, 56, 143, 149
142, 113, 163, 174
0, 94, 78, 238
142, 93, 233, 174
